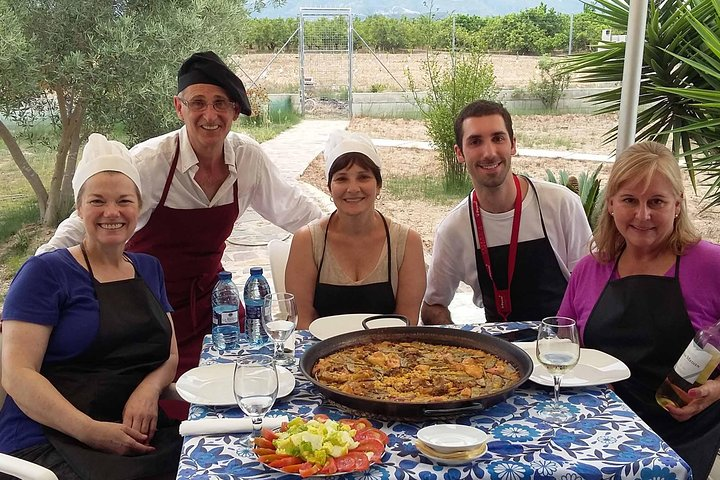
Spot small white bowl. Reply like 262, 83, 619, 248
416, 424, 488, 454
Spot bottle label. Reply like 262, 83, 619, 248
673, 341, 714, 383
215, 310, 238, 325
246, 305, 262, 320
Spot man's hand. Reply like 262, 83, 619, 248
665, 378, 720, 422
421, 302, 453, 325
122, 384, 161, 444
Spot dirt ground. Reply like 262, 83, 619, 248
300, 114, 720, 251
233, 52, 590, 93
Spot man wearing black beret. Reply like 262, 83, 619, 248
38, 51, 323, 418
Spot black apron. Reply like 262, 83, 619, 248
40, 247, 181, 480
584, 255, 720, 480
470, 178, 568, 322
313, 211, 396, 317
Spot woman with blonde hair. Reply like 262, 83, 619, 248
286, 130, 426, 329
558, 141, 720, 479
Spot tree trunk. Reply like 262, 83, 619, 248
0, 119, 49, 218
44, 88, 84, 226
60, 131, 82, 215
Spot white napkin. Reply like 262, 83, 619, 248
179, 415, 289, 436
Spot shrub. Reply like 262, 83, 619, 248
546, 164, 604, 228
407, 51, 498, 191
528, 55, 571, 110
245, 86, 270, 125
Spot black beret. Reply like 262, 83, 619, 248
177, 51, 252, 116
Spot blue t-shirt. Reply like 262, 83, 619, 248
0, 249, 172, 453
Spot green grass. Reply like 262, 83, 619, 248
235, 99, 302, 142
0, 200, 40, 243
515, 132, 576, 150
384, 174, 472, 204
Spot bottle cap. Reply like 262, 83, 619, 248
250, 267, 264, 275
218, 271, 232, 280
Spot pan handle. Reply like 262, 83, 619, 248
361, 314, 408, 330
423, 402, 487, 415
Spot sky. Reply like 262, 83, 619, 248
252, 0, 586, 19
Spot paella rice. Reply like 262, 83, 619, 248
311, 340, 521, 402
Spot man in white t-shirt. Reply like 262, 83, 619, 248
422, 100, 591, 325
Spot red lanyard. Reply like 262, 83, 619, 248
471, 174, 522, 321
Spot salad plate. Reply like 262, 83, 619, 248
176, 363, 295, 405
515, 342, 631, 387
261, 459, 378, 478
254, 416, 387, 478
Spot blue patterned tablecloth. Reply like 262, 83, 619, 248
177, 323, 691, 480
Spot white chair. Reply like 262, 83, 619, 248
0, 453, 59, 480
0, 332, 60, 480
267, 239, 291, 294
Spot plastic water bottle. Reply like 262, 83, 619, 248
244, 267, 271, 346
211, 271, 240, 351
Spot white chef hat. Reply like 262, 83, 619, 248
72, 133, 142, 202
323, 130, 382, 181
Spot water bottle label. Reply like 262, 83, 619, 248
674, 341, 713, 383
246, 305, 262, 319
217, 310, 238, 325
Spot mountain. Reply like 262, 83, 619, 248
252, 0, 585, 19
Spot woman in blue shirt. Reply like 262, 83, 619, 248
0, 134, 181, 480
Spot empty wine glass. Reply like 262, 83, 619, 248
233, 354, 278, 447
536, 316, 580, 423
262, 293, 298, 366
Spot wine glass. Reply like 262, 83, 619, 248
233, 354, 279, 447
262, 292, 298, 366
536, 316, 580, 423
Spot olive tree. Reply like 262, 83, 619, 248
0, 0, 254, 226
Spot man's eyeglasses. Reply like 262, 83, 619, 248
179, 98, 236, 112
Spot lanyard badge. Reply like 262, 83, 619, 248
472, 174, 523, 321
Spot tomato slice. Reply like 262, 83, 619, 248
339, 417, 373, 431
351, 438, 385, 463
335, 455, 357, 472
280, 421, 289, 432
258, 453, 291, 463
319, 457, 338, 474
346, 451, 371, 471
269, 456, 303, 468
253, 437, 274, 449
281, 463, 303, 473
261, 427, 278, 441
354, 427, 389, 445
298, 462, 321, 478
253, 447, 276, 456
353, 418, 373, 430
313, 413, 330, 422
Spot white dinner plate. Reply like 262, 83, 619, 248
176, 363, 295, 406
515, 342, 631, 387
309, 313, 407, 340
